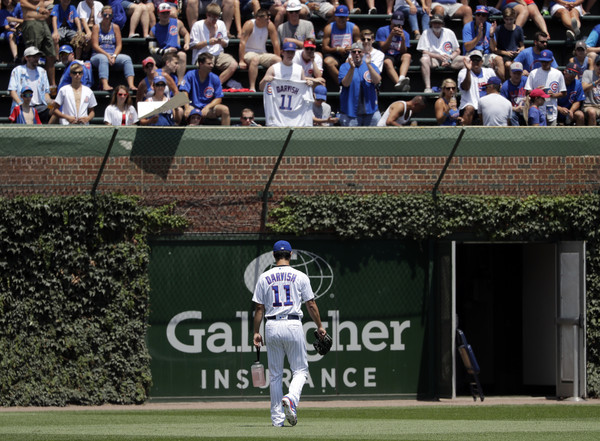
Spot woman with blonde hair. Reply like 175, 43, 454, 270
104, 85, 139, 125
435, 78, 461, 126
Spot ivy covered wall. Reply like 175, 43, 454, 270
0, 195, 186, 406
269, 193, 600, 396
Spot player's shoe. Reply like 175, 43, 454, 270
282, 396, 297, 426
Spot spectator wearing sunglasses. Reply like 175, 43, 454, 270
236, 108, 261, 126
104, 85, 139, 125
338, 41, 382, 126
9, 85, 42, 124
53, 62, 97, 124
90, 6, 137, 91
512, 31, 557, 76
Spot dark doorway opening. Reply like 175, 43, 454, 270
456, 244, 529, 396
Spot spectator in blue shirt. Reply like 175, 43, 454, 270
463, 5, 505, 80
338, 41, 382, 126
527, 88, 548, 126
500, 61, 527, 126
513, 31, 558, 75
179, 52, 231, 125
51, 0, 82, 60
557, 62, 585, 125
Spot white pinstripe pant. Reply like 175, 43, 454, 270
265, 319, 309, 426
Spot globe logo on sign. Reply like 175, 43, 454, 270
244, 250, 334, 299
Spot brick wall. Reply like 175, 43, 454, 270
3, 153, 599, 233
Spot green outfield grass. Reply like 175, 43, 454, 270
1, 404, 599, 441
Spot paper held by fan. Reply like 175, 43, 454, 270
138, 93, 189, 119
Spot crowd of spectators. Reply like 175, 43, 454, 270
1, 0, 599, 126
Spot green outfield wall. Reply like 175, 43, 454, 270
147, 236, 432, 399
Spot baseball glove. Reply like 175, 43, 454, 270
313, 330, 332, 355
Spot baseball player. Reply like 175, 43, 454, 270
252, 240, 326, 427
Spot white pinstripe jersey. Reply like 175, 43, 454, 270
252, 265, 315, 318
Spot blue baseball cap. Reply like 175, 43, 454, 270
486, 76, 502, 86
153, 75, 167, 84
20, 85, 33, 95
59, 45, 73, 54
314, 85, 327, 100
475, 5, 489, 14
282, 41, 296, 52
273, 240, 292, 252
335, 5, 349, 16
538, 50, 553, 62
189, 108, 202, 117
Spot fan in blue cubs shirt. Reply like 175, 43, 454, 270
179, 52, 231, 125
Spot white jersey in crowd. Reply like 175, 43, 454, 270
54, 84, 97, 125
417, 27, 460, 56
292, 50, 323, 78
190, 19, 229, 63
365, 48, 385, 72
457, 67, 496, 110
264, 78, 314, 126
377, 101, 411, 126
103, 104, 139, 126
245, 19, 268, 54
524, 67, 566, 123
478, 93, 512, 126
252, 265, 315, 319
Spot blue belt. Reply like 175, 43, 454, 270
266, 314, 300, 321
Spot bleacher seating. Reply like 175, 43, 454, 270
0, 3, 599, 125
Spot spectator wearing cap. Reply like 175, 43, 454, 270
56, 45, 94, 91
140, 74, 182, 126
477, 76, 512, 125
557, 62, 585, 125
136, 56, 179, 103
260, 41, 311, 89
278, 0, 315, 49
8, 85, 42, 124
186, 0, 238, 37
187, 108, 203, 126
491, 7, 524, 74
569, 40, 593, 78
149, 3, 189, 84
7, 46, 54, 123
20, 0, 57, 89
417, 14, 464, 93
338, 41, 381, 126
322, 5, 360, 85
90, 5, 137, 92
387, 0, 430, 40
104, 85, 139, 125
312, 85, 338, 126
528, 88, 549, 126
500, 61, 527, 126
180, 52, 231, 125
189, 3, 239, 88
304, 0, 336, 21
430, 0, 472, 25
292, 38, 326, 86
549, 0, 582, 41
51, 0, 82, 61
513, 31, 557, 76
377, 96, 426, 126
524, 49, 566, 126
463, 5, 505, 80
376, 11, 412, 91
239, 8, 281, 91
581, 57, 600, 125
53, 61, 97, 125
458, 49, 497, 125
